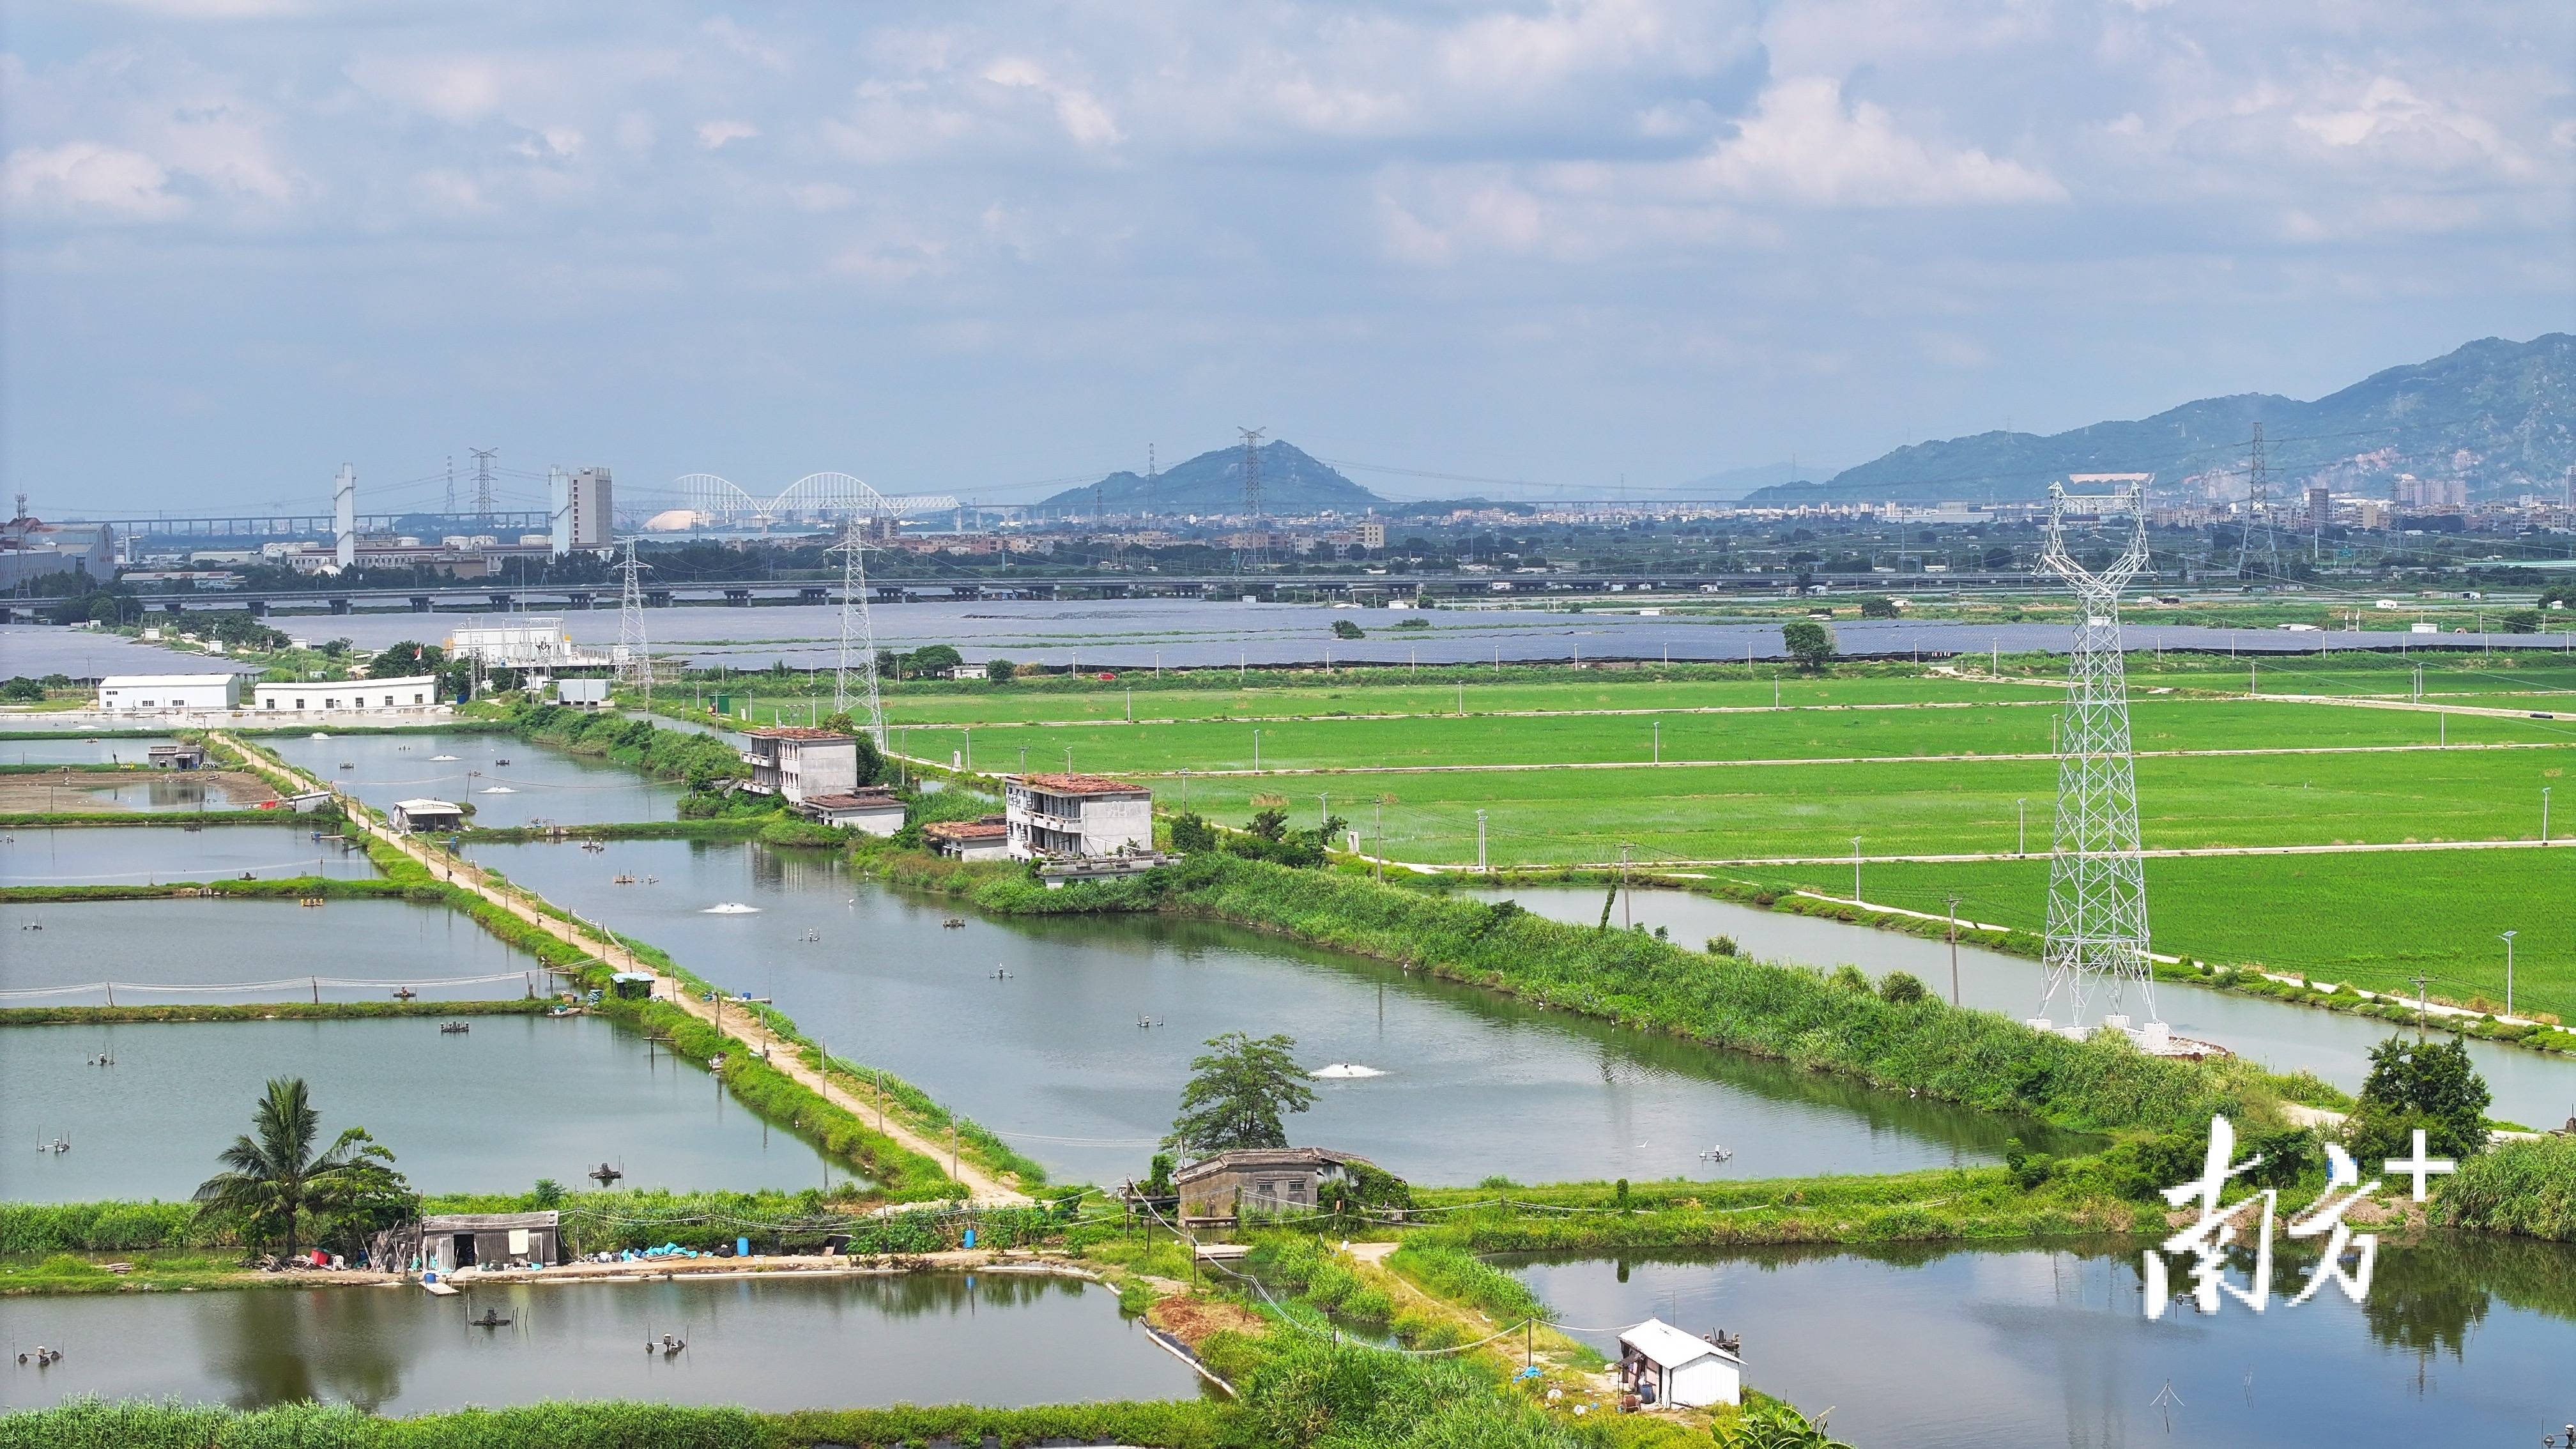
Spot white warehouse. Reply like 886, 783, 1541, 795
253, 675, 441, 714
95, 674, 246, 712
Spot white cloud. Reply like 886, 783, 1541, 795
3, 141, 184, 219
2292, 76, 2527, 178
979, 57, 1121, 148
697, 119, 760, 150
1698, 78, 2066, 205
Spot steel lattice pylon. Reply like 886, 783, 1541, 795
2035, 475, 2157, 1031
615, 539, 650, 696
829, 520, 885, 749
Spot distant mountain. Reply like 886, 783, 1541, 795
1044, 440, 1381, 516
1743, 334, 2576, 506
1675, 461, 1849, 498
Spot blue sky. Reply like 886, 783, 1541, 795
3, 0, 2568, 515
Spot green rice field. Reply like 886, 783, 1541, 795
1726, 849, 2576, 1022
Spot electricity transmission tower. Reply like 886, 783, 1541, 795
2032, 475, 2158, 1034
829, 519, 886, 748
445, 455, 457, 515
470, 448, 500, 521
2234, 424, 2279, 581
615, 538, 651, 698
1234, 427, 1268, 573
1143, 444, 1157, 519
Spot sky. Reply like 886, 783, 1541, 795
3, 0, 2570, 516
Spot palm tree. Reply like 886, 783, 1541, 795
192, 1078, 385, 1259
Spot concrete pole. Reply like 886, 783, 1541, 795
2501, 931, 2517, 1017
1947, 895, 1961, 1006
1476, 809, 1488, 873
1851, 836, 1863, 902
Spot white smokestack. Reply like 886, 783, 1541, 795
334, 464, 356, 568
549, 466, 571, 557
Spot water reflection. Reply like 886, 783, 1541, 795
1510, 1236, 2576, 1449
2, 1273, 1197, 1413
468, 837, 2087, 1188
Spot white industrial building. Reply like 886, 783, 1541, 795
253, 675, 440, 714
96, 673, 246, 712
739, 726, 860, 806
445, 618, 611, 679
1004, 773, 1154, 860
550, 467, 614, 555
1615, 1319, 1742, 1409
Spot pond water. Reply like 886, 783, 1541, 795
0, 1270, 1195, 1413
21, 772, 273, 814
0, 825, 375, 886
463, 838, 2086, 1190
1, 898, 547, 1006
1482, 886, 2576, 1132
0, 1014, 839, 1201
259, 730, 682, 829
1510, 1235, 2576, 1449
0, 735, 177, 765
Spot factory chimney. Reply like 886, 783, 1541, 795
333, 464, 356, 568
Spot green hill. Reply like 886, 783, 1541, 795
1746, 334, 2575, 506
1043, 440, 1382, 517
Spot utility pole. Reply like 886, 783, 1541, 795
470, 447, 499, 521
1946, 894, 1962, 1006
1619, 843, 1633, 929
828, 520, 886, 748
1476, 809, 1488, 873
1851, 836, 1863, 902
2499, 930, 2517, 1018
2018, 798, 2027, 855
2544, 786, 2553, 845
1234, 427, 1268, 573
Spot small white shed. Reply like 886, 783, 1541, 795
391, 798, 466, 833
1617, 1318, 1742, 1409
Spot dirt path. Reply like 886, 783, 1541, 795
216, 733, 1030, 1207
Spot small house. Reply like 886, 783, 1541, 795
608, 971, 657, 1000
801, 789, 907, 836
390, 798, 465, 832
1173, 1146, 1375, 1225
1616, 1319, 1742, 1409
146, 742, 208, 770
373, 1210, 562, 1275
924, 816, 1011, 861
739, 726, 859, 805
1003, 772, 1153, 859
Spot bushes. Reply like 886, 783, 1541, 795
2439, 1135, 2576, 1241
0, 1400, 1228, 1448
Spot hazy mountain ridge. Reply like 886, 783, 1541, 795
1044, 440, 1383, 516
1744, 334, 2575, 506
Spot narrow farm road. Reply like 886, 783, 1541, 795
218, 733, 1031, 1207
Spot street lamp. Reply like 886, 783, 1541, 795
2501, 930, 2518, 1018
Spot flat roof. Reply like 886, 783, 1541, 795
1619, 1318, 1740, 1370
924, 818, 1009, 838
745, 726, 853, 740
804, 792, 904, 809
1013, 772, 1150, 797
392, 798, 463, 812
255, 673, 436, 691
98, 674, 240, 687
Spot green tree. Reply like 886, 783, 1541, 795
1331, 618, 1365, 639
905, 643, 965, 675
1168, 812, 1218, 852
368, 641, 445, 678
192, 1078, 410, 1259
1878, 970, 1928, 1004
1859, 595, 1901, 619
1781, 620, 1837, 671
0, 677, 42, 702
986, 657, 1017, 684
2497, 610, 2541, 634
1247, 807, 1291, 841
2351, 1034, 2490, 1160
1167, 1032, 1316, 1154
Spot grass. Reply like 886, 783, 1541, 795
1728, 848, 2576, 1022
2441, 1135, 2576, 1241
1142, 744, 2573, 864
884, 697, 2576, 779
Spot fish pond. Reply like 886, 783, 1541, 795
463, 836, 2092, 1189
259, 729, 683, 829
1510, 1234, 2576, 1449
1, 897, 544, 1006
0, 1270, 1196, 1413
0, 825, 374, 887
0, 1013, 839, 1200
